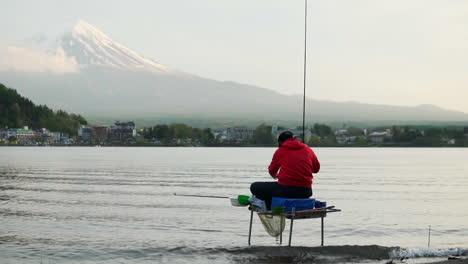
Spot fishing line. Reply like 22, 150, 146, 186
173, 193, 229, 199
302, 0, 308, 142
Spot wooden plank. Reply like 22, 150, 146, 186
287, 208, 340, 219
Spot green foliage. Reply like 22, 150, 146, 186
0, 83, 87, 135
425, 128, 442, 138
312, 123, 333, 137
141, 123, 215, 145
414, 137, 443, 147
170, 123, 192, 138
307, 123, 336, 146
347, 127, 364, 136
307, 134, 322, 146
353, 136, 367, 145
253, 124, 275, 145
388, 125, 468, 146
153, 124, 170, 142
200, 128, 215, 144
392, 126, 422, 143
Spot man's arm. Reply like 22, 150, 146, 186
312, 156, 320, 173
309, 148, 320, 173
268, 149, 281, 178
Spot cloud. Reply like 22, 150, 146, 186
0, 43, 78, 73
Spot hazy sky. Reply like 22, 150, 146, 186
2, 0, 468, 113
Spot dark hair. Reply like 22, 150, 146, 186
278, 131, 293, 145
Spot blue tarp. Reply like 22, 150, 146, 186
271, 197, 315, 212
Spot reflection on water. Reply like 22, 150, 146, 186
1, 147, 468, 263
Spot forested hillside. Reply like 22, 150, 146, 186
0, 83, 87, 135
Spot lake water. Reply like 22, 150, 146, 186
1, 147, 467, 263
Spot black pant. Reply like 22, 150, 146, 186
250, 182, 312, 209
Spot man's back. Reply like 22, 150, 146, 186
268, 139, 320, 188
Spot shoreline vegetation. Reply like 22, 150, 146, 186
2, 139, 468, 148
2, 121, 468, 147
2, 83, 468, 148
2, 144, 468, 148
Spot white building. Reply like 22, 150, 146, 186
368, 131, 390, 143
334, 129, 349, 144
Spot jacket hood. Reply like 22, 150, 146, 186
280, 139, 306, 150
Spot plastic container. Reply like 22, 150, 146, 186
314, 200, 327, 209
230, 197, 241, 206
237, 195, 250, 205
271, 197, 315, 212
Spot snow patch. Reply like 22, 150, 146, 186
65, 19, 174, 73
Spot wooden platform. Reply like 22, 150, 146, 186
248, 206, 341, 246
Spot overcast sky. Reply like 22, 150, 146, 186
2, 0, 468, 113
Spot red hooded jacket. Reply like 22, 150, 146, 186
268, 139, 320, 188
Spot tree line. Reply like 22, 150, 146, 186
141, 123, 215, 145
390, 126, 468, 147
140, 123, 468, 147
308, 124, 468, 147
0, 83, 87, 135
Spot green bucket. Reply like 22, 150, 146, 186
237, 195, 250, 205
272, 206, 285, 214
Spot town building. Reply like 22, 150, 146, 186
5, 129, 17, 139
91, 126, 109, 142
212, 129, 227, 142
1, 127, 71, 145
0, 129, 8, 140
78, 126, 92, 142
40, 128, 60, 144
0, 129, 7, 143
109, 121, 136, 141
225, 127, 253, 142
446, 138, 456, 145
15, 127, 41, 144
368, 131, 392, 143
334, 129, 349, 144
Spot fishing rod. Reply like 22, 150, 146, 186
302, 0, 308, 142
173, 193, 229, 199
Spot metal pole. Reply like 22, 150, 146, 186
321, 216, 324, 246
280, 221, 283, 245
302, 0, 308, 142
428, 225, 431, 248
248, 209, 253, 245
289, 208, 296, 246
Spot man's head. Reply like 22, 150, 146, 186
278, 131, 294, 146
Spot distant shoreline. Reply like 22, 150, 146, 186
1, 144, 467, 148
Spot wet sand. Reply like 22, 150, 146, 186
428, 258, 468, 264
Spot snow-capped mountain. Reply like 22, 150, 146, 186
60, 20, 174, 73
1, 20, 467, 122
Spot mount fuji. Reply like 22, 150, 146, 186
1, 20, 467, 124
60, 20, 175, 74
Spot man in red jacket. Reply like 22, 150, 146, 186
250, 131, 320, 209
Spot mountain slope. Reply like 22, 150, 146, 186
0, 83, 87, 135
1, 20, 467, 123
